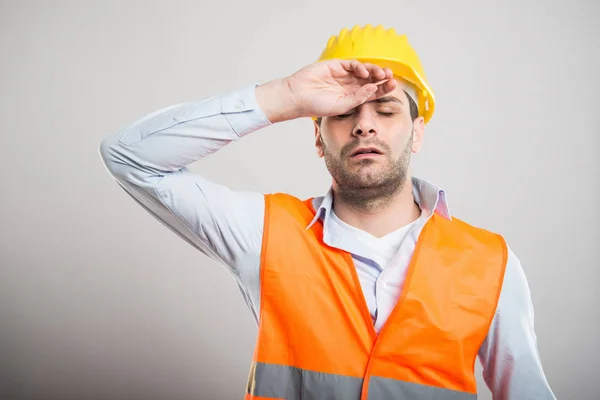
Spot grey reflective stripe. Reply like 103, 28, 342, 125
247, 361, 363, 400
247, 361, 476, 399
369, 375, 477, 400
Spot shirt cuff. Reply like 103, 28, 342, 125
221, 83, 273, 137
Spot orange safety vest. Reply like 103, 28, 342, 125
245, 193, 507, 400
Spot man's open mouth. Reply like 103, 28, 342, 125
350, 147, 383, 157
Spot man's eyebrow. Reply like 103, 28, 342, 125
370, 96, 403, 104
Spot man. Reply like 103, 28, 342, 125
99, 24, 556, 399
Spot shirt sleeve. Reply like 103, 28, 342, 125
98, 83, 272, 284
478, 245, 557, 399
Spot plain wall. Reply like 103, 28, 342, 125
1, 1, 598, 399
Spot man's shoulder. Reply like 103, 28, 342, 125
265, 192, 326, 210
262, 192, 325, 219
449, 214, 501, 235
442, 213, 507, 250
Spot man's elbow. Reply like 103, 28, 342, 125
98, 133, 163, 190
98, 135, 122, 176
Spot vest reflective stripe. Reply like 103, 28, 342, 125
368, 376, 477, 400
246, 362, 476, 400
246, 361, 362, 399
246, 193, 507, 399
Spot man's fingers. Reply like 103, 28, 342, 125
381, 78, 398, 94
373, 78, 390, 86
367, 79, 397, 98
336, 60, 398, 94
362, 63, 386, 81
353, 83, 379, 103
337, 60, 397, 85
339, 59, 369, 78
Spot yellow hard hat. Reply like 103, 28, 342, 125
315, 24, 435, 124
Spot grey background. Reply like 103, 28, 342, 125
1, 1, 598, 399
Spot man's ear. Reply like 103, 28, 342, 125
314, 120, 324, 158
411, 116, 425, 154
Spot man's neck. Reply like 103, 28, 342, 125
331, 178, 422, 238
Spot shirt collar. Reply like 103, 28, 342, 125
305, 176, 452, 230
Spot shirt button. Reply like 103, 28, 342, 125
235, 99, 245, 110
380, 282, 388, 289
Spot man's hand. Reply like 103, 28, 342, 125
256, 59, 398, 123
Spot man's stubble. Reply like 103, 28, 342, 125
320, 130, 414, 212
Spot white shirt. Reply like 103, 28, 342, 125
328, 205, 420, 325
99, 82, 556, 399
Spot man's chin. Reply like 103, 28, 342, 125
339, 177, 388, 189
346, 163, 385, 175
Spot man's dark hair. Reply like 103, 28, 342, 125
316, 90, 418, 126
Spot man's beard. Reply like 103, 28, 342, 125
321, 132, 413, 212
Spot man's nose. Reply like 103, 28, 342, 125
352, 112, 377, 137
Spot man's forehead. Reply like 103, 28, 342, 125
367, 95, 404, 105
369, 83, 411, 105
